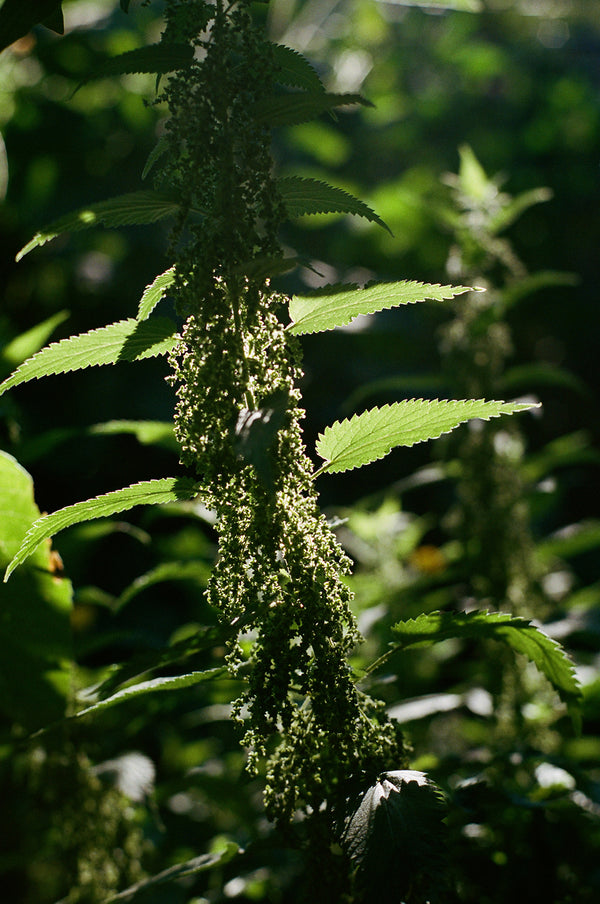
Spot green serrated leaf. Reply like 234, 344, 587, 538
142, 134, 169, 180
271, 43, 324, 93
137, 267, 176, 320
76, 666, 225, 719
390, 609, 581, 717
16, 191, 182, 260
77, 42, 193, 89
342, 771, 449, 904
4, 477, 199, 581
0, 317, 179, 397
254, 91, 370, 127
288, 280, 478, 335
278, 176, 390, 233
315, 399, 538, 476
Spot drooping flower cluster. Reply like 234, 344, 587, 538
161, 0, 405, 825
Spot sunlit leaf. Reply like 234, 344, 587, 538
288, 280, 478, 335
0, 317, 179, 397
278, 176, 390, 233
4, 477, 199, 581
137, 267, 176, 320
315, 399, 538, 476
16, 191, 182, 259
76, 667, 225, 718
390, 609, 581, 717
0, 451, 72, 729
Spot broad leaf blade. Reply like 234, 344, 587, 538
0, 451, 72, 729
16, 191, 181, 259
255, 91, 370, 127
76, 667, 225, 718
137, 267, 176, 320
316, 399, 538, 475
278, 176, 390, 233
272, 43, 324, 93
0, 317, 179, 397
342, 770, 449, 904
4, 477, 199, 581
288, 280, 478, 335
391, 609, 581, 715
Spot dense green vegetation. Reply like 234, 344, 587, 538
1, 1, 599, 902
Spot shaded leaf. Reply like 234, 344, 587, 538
502, 270, 579, 311
0, 0, 63, 52
278, 176, 390, 233
142, 135, 169, 180
76, 667, 225, 719
390, 610, 581, 715
77, 42, 193, 89
255, 91, 370, 127
4, 477, 199, 580
115, 560, 211, 612
17, 191, 182, 259
272, 43, 324, 93
137, 267, 176, 320
342, 770, 449, 904
288, 280, 478, 335
315, 399, 537, 476
234, 390, 290, 489
0, 317, 179, 397
104, 842, 240, 903
490, 186, 553, 234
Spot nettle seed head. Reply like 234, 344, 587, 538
162, 0, 406, 824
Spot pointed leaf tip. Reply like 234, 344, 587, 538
315, 398, 538, 476
4, 477, 199, 581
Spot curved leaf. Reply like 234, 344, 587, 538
315, 399, 538, 476
390, 610, 581, 714
0, 0, 63, 53
0, 317, 179, 397
76, 667, 225, 719
278, 176, 390, 233
272, 43, 324, 93
4, 477, 199, 581
16, 191, 182, 259
288, 280, 479, 335
137, 267, 176, 320
255, 91, 370, 127
142, 135, 169, 180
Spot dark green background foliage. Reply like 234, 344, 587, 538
1, 1, 599, 902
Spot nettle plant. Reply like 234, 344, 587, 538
0, 1, 581, 900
